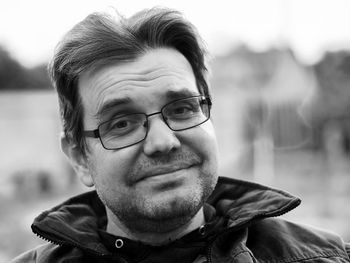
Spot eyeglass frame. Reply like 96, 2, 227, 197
83, 95, 212, 150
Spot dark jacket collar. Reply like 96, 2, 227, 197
208, 177, 301, 229
31, 177, 301, 257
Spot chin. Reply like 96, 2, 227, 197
102, 169, 218, 234
132, 193, 204, 233
143, 171, 217, 219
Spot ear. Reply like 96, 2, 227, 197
60, 134, 94, 187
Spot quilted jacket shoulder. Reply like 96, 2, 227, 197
248, 218, 350, 262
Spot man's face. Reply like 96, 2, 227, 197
77, 48, 219, 232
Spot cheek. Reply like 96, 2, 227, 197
201, 120, 218, 142
197, 121, 218, 150
88, 145, 141, 185
182, 121, 219, 162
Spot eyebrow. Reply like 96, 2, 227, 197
95, 89, 200, 118
95, 97, 133, 118
164, 89, 200, 100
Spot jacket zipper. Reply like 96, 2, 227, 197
32, 225, 110, 258
206, 243, 213, 263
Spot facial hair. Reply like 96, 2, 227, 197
94, 147, 218, 234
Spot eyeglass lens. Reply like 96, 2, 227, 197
98, 96, 210, 150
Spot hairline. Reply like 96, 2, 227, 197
51, 8, 210, 157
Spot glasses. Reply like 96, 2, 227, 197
83, 95, 212, 150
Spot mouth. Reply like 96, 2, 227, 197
134, 163, 198, 184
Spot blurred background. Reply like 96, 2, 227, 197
1, 0, 350, 260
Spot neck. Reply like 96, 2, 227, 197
105, 207, 205, 246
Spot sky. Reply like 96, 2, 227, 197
1, 0, 350, 67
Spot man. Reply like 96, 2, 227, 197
11, 7, 350, 263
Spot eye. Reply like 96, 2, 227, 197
109, 117, 139, 131
107, 119, 134, 135
166, 102, 200, 120
172, 106, 193, 115
101, 114, 144, 136
113, 120, 128, 129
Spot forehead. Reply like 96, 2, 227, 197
78, 48, 199, 121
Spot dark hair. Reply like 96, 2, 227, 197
49, 7, 210, 156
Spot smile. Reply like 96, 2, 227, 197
135, 163, 198, 183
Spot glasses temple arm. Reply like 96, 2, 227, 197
84, 129, 100, 138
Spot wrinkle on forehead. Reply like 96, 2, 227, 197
96, 68, 194, 107
83, 48, 193, 87
101, 67, 191, 91
78, 48, 197, 122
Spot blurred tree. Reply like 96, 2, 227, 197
0, 46, 27, 90
302, 51, 350, 152
25, 64, 51, 89
0, 45, 51, 90
312, 51, 350, 120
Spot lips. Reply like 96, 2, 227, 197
128, 149, 202, 185
131, 161, 200, 184
141, 163, 194, 178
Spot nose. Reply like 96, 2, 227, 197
142, 116, 181, 156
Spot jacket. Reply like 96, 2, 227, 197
10, 177, 350, 262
